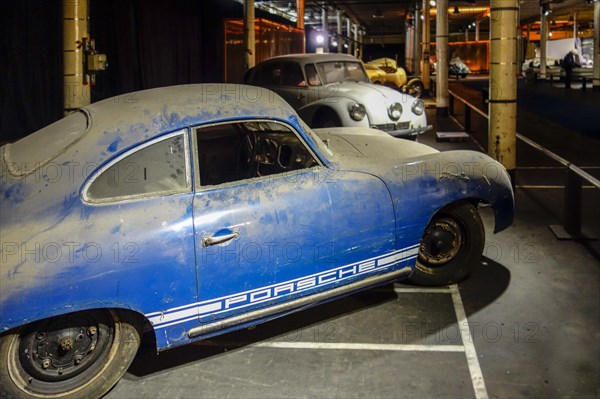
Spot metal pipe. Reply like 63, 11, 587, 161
421, 0, 431, 90
346, 18, 352, 54
488, 0, 518, 174
353, 23, 358, 57
406, 22, 413, 73
572, 11, 577, 40
539, 7, 548, 80
436, 0, 449, 116
336, 9, 342, 53
414, 4, 421, 74
243, 0, 255, 70
594, 1, 599, 91
63, 0, 90, 113
475, 20, 480, 41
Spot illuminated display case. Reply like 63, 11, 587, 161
430, 40, 490, 74
225, 18, 305, 83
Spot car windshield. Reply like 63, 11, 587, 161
315, 61, 370, 84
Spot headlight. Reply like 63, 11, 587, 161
349, 103, 366, 121
412, 99, 425, 115
388, 102, 402, 120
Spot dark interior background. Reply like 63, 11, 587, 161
1, 0, 301, 142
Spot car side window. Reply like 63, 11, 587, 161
195, 121, 318, 187
255, 63, 282, 86
86, 131, 190, 202
282, 62, 305, 86
304, 64, 321, 86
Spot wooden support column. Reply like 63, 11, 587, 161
421, 0, 431, 90
63, 0, 90, 113
296, 0, 305, 52
539, 7, 548, 80
243, 0, 255, 70
436, 0, 449, 116
489, 0, 518, 178
594, 0, 600, 91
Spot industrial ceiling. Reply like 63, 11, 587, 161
254, 0, 597, 37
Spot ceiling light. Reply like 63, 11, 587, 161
429, 0, 436, 6
453, 6, 460, 14
541, 4, 551, 16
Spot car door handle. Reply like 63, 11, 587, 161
297, 93, 305, 99
202, 232, 239, 247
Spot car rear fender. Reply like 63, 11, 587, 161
384, 150, 514, 240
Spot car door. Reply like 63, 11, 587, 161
275, 62, 309, 109
325, 172, 400, 269
191, 120, 336, 324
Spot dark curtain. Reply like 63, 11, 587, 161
90, 0, 242, 102
0, 0, 63, 143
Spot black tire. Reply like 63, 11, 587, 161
409, 202, 484, 286
312, 109, 341, 128
406, 80, 424, 98
0, 309, 141, 399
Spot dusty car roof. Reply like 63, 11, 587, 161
85, 84, 295, 135
3, 84, 298, 176
259, 53, 361, 65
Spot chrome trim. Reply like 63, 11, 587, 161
188, 267, 411, 338
386, 124, 433, 138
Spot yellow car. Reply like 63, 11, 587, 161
364, 63, 387, 84
367, 58, 424, 98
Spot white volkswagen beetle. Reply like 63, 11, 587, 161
245, 53, 431, 140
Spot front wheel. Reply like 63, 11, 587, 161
409, 202, 485, 286
0, 309, 141, 399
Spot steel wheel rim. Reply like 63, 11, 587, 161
418, 217, 464, 267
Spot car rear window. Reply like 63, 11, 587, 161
85, 130, 190, 203
3, 110, 89, 176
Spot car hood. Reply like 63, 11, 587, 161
328, 81, 415, 105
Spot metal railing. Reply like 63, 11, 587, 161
448, 87, 599, 240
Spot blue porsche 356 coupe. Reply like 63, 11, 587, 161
0, 84, 513, 398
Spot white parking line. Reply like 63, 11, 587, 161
450, 285, 489, 399
200, 285, 488, 398
253, 341, 465, 352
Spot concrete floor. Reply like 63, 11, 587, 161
105, 80, 599, 399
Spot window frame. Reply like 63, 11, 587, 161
191, 119, 324, 191
81, 129, 192, 205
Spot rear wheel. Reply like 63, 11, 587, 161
409, 202, 485, 286
0, 309, 140, 399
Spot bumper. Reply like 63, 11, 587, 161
385, 124, 433, 140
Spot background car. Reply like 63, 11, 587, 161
244, 53, 431, 140
0, 84, 513, 399
449, 56, 472, 78
363, 62, 387, 84
367, 57, 424, 97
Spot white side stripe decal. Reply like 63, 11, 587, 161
147, 244, 419, 329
